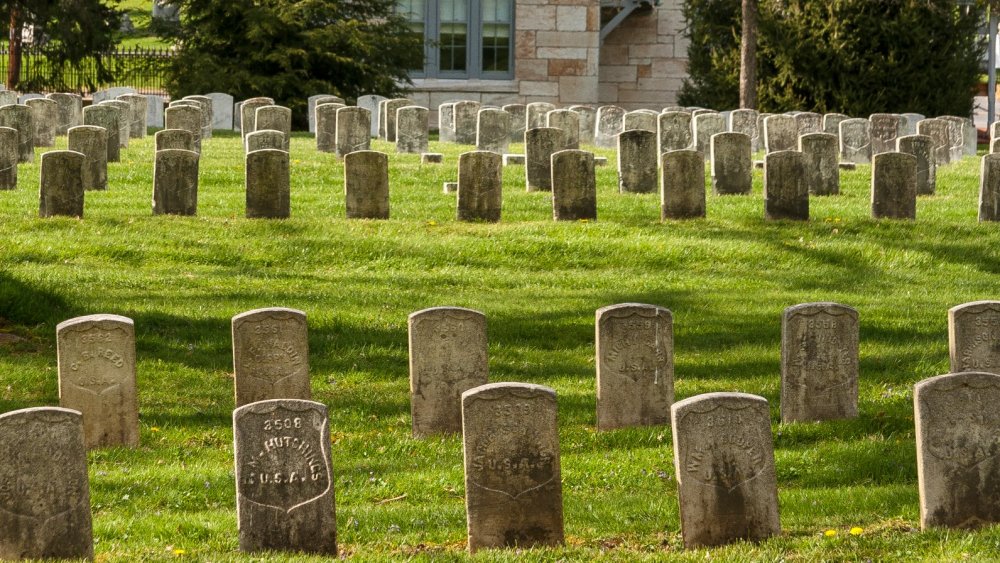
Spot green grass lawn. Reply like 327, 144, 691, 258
2, 131, 1000, 561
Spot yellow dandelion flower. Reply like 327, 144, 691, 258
151, 427, 161, 433
426, 220, 437, 226
850, 527, 863, 536
173, 548, 186, 556
823, 529, 837, 537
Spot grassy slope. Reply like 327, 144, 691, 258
2, 132, 1000, 561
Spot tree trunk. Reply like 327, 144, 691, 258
8, 8, 21, 90
739, 0, 758, 109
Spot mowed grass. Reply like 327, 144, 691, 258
2, 130, 1000, 561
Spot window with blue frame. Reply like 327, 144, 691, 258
397, 0, 513, 79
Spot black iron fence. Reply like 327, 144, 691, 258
0, 45, 173, 96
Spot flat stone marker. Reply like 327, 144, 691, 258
308, 94, 345, 133
443, 181, 458, 193
476, 108, 512, 154
246, 148, 290, 219
382, 98, 412, 142
99, 100, 132, 148
503, 154, 525, 166
595, 105, 626, 148
408, 307, 488, 436
871, 152, 917, 220
232, 308, 311, 407
980, 154, 1000, 222
396, 106, 429, 154
206, 92, 235, 130
357, 94, 386, 137
457, 151, 502, 222
617, 129, 657, 194
39, 150, 85, 218
729, 109, 759, 152
799, 132, 839, 196
595, 303, 673, 430
502, 103, 527, 143
0, 104, 34, 162
421, 153, 443, 164
915, 371, 1000, 530
763, 114, 797, 154
948, 301, 1000, 373
344, 150, 389, 219
661, 149, 706, 219
525, 127, 563, 192
0, 126, 17, 190
154, 128, 195, 152
25, 97, 58, 147
711, 132, 751, 195
0, 407, 93, 560
118, 93, 149, 139
659, 111, 693, 154
869, 113, 904, 155
570, 105, 597, 145
918, 118, 953, 166
551, 149, 597, 221
233, 399, 335, 555
68, 125, 109, 192
897, 134, 936, 196
56, 314, 139, 448
780, 302, 859, 422
671, 392, 780, 548
152, 149, 199, 215
314, 103, 345, 153
764, 150, 808, 221
453, 101, 481, 145
336, 106, 371, 158
694, 112, 726, 159
255, 106, 291, 151
547, 109, 581, 150
462, 382, 564, 552
164, 104, 202, 153
526, 102, 556, 131
47, 92, 83, 135
240, 97, 275, 139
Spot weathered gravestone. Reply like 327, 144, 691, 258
357, 94, 386, 138
823, 113, 848, 138
711, 132, 751, 195
917, 118, 953, 166
948, 301, 1000, 373
661, 149, 706, 219
763, 114, 797, 154
551, 149, 597, 221
206, 92, 235, 131
0, 91, 16, 106
799, 132, 839, 196
46, 92, 82, 135
617, 129, 657, 194
764, 150, 808, 220
99, 100, 132, 148
437, 102, 456, 143
939, 116, 969, 162
382, 98, 413, 142
547, 109, 581, 150
39, 150, 84, 218
336, 106, 371, 158
914, 371, 1000, 530
117, 93, 148, 139
658, 111, 693, 154
0, 127, 16, 190
240, 97, 275, 140
869, 113, 905, 155
839, 118, 871, 164
152, 149, 199, 215
246, 130, 286, 153
981, 154, 1000, 222
525, 127, 564, 192
795, 112, 822, 136
693, 112, 726, 159
314, 103, 345, 153
623, 109, 658, 133
25, 97, 57, 147
255, 106, 292, 151
462, 382, 564, 552
308, 94, 345, 133
408, 307, 489, 436
897, 134, 936, 196
0, 407, 93, 560
901, 113, 925, 136
56, 314, 139, 448
729, 109, 759, 152
344, 150, 389, 219
780, 302, 859, 422
92, 87, 136, 104
232, 308, 311, 407
595, 105, 626, 148
526, 102, 556, 131
595, 303, 673, 430
502, 103, 527, 143
146, 94, 165, 128
570, 105, 597, 145
396, 106, 429, 154
671, 392, 780, 548
164, 104, 202, 154
457, 151, 502, 222
233, 399, 336, 555
0, 104, 34, 162
152, 0, 180, 21
181, 95, 213, 140
246, 149, 290, 219
871, 152, 917, 220
453, 101, 481, 145
476, 108, 512, 154
68, 125, 108, 191
154, 128, 195, 152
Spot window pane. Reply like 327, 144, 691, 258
440, 23, 468, 72
482, 23, 510, 72
440, 0, 468, 22
482, 0, 511, 23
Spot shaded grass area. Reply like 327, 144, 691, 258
1, 132, 999, 560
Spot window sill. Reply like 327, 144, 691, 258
405, 78, 519, 93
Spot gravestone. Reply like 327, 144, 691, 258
693, 112, 726, 158
623, 109, 658, 133
948, 301, 1000, 373
308, 94, 345, 133
118, 93, 148, 139
981, 154, 1000, 222
68, 125, 109, 191
246, 129, 286, 153
917, 118, 952, 166
756, 112, 773, 146
0, 127, 16, 190
240, 97, 275, 139
336, 106, 371, 158
206, 92, 235, 130
617, 129, 657, 194
25, 97, 58, 147
658, 111, 693, 154
551, 149, 597, 221
476, 108, 512, 154
503, 154, 524, 166
39, 150, 84, 218
795, 112, 822, 136
46, 92, 83, 135
839, 118, 872, 164
92, 87, 135, 104
457, 151, 502, 222
396, 106, 429, 154
780, 302, 859, 422
233, 399, 336, 555
462, 382, 564, 552
0, 91, 16, 106
179, 95, 213, 139
246, 148, 291, 219
0, 104, 34, 162
357, 94, 385, 137
164, 104, 202, 153
871, 152, 917, 220
344, 150, 390, 219
823, 113, 848, 138
0, 407, 93, 560
711, 132, 752, 195
763, 114, 797, 153
914, 371, 1000, 530
56, 314, 139, 447
437, 102, 456, 143
799, 132, 839, 196
869, 113, 905, 155
671, 392, 780, 548
152, 149, 199, 215
422, 153, 443, 164
546, 109, 581, 150
526, 102, 556, 131
939, 116, 968, 162
154, 128, 195, 152
902, 113, 925, 136
99, 100, 132, 148
595, 303, 673, 430
502, 103, 527, 143
152, 0, 180, 21
595, 105, 626, 148
382, 98, 413, 142
255, 106, 292, 151
315, 103, 344, 153
661, 149, 706, 219
570, 105, 597, 145
525, 127, 563, 192
408, 307, 489, 436
145, 94, 165, 128
232, 308, 311, 407
729, 108, 759, 152
764, 150, 808, 220
453, 101, 481, 145
897, 134, 936, 196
